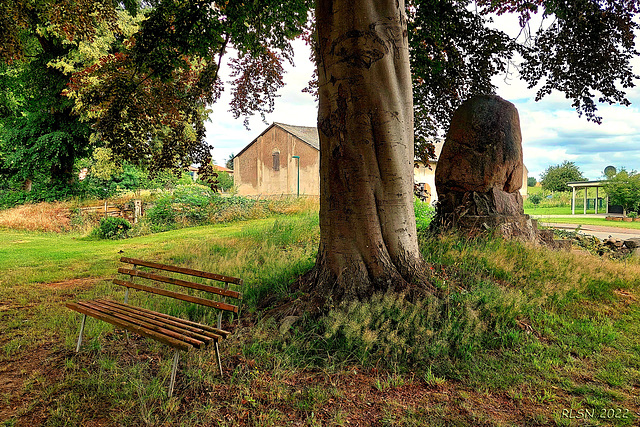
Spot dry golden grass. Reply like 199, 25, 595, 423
267, 195, 319, 214
0, 202, 72, 232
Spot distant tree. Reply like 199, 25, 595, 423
540, 161, 586, 192
0, 36, 92, 189
225, 154, 235, 171
91, 147, 122, 180
529, 193, 542, 206
601, 169, 640, 215
216, 171, 235, 192
527, 176, 537, 187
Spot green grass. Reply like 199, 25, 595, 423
0, 222, 249, 289
2, 213, 640, 425
525, 205, 573, 215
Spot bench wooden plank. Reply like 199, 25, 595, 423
104, 300, 231, 338
66, 302, 193, 351
118, 268, 242, 300
77, 301, 206, 348
90, 300, 218, 344
120, 257, 243, 286
113, 279, 239, 313
95, 299, 223, 341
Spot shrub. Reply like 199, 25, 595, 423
172, 185, 213, 223
143, 185, 213, 231
414, 197, 435, 231
628, 211, 638, 219
529, 193, 543, 206
143, 197, 177, 231
93, 217, 131, 239
216, 171, 235, 192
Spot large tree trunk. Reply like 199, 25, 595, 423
305, 0, 427, 301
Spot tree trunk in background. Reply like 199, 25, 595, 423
305, 0, 427, 301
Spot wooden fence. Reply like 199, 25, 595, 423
78, 200, 142, 223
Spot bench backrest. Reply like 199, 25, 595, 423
114, 257, 243, 327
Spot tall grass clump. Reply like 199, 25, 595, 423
0, 202, 71, 232
321, 292, 481, 366
318, 282, 525, 373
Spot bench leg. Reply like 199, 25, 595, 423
168, 350, 180, 398
75, 314, 87, 353
215, 341, 223, 376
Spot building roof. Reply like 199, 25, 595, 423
235, 122, 320, 158
234, 124, 492, 167
567, 180, 604, 188
274, 123, 319, 150
189, 164, 232, 173
212, 164, 232, 172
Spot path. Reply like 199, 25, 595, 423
537, 222, 640, 241
530, 213, 640, 240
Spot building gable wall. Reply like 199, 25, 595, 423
234, 125, 320, 196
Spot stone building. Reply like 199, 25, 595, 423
233, 123, 320, 196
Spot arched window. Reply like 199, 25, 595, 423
272, 151, 280, 171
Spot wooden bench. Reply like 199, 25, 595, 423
66, 257, 243, 397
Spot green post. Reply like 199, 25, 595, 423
292, 155, 300, 197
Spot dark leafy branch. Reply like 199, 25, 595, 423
408, 0, 639, 164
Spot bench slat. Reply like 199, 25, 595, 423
96, 299, 223, 340
118, 268, 242, 300
66, 302, 193, 351
113, 279, 239, 313
77, 300, 207, 348
120, 257, 243, 286
91, 300, 219, 343
104, 300, 231, 338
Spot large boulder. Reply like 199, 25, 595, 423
434, 95, 536, 241
436, 94, 524, 216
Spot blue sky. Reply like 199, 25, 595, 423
205, 37, 640, 182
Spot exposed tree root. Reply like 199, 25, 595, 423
262, 255, 438, 322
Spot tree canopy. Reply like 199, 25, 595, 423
0, 2, 136, 189
602, 169, 640, 215
540, 161, 586, 192
1, 0, 638, 180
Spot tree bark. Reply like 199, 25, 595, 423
305, 0, 427, 301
